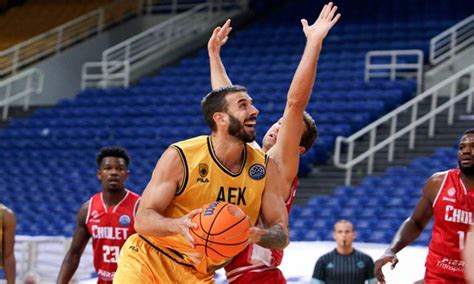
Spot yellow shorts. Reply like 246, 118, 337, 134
114, 234, 214, 284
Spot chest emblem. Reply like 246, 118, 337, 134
119, 214, 131, 226
249, 163, 266, 180
447, 187, 456, 197
91, 210, 99, 218
198, 163, 210, 183
199, 163, 209, 177
357, 260, 365, 269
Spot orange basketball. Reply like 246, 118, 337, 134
190, 201, 251, 262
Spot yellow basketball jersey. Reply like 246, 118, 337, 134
145, 135, 268, 274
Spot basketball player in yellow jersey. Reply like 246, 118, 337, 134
0, 204, 16, 284
208, 4, 340, 282
114, 85, 289, 283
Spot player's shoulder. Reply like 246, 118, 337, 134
127, 190, 141, 199
426, 169, 452, 188
0, 204, 15, 219
247, 141, 262, 151
172, 135, 208, 150
430, 170, 451, 180
86, 193, 101, 207
246, 141, 268, 165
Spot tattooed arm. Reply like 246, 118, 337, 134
250, 158, 289, 249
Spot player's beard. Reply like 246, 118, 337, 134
459, 162, 474, 176
105, 179, 124, 192
106, 185, 122, 192
227, 113, 255, 143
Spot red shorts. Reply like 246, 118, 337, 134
229, 268, 286, 284
424, 269, 465, 284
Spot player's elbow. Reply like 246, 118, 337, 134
134, 216, 147, 235
286, 96, 308, 110
134, 210, 148, 234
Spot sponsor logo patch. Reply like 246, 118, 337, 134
249, 164, 266, 180
199, 163, 208, 177
447, 187, 456, 197
119, 214, 131, 226
357, 260, 366, 269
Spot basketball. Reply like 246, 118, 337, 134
190, 201, 252, 262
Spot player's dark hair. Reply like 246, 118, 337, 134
300, 111, 318, 153
201, 85, 248, 131
96, 146, 130, 167
463, 128, 474, 135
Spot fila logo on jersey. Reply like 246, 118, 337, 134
119, 214, 131, 226
197, 163, 210, 183
249, 164, 265, 180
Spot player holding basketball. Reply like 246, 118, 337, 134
207, 3, 340, 283
374, 128, 474, 283
113, 85, 289, 283
57, 146, 140, 284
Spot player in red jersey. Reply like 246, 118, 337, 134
207, 3, 340, 283
375, 128, 474, 283
57, 146, 140, 284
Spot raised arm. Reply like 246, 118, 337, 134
134, 147, 200, 245
251, 158, 289, 249
2, 206, 16, 284
57, 202, 91, 284
268, 2, 340, 184
208, 19, 233, 89
374, 173, 444, 282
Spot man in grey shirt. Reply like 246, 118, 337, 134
312, 220, 377, 284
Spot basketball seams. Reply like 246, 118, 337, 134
207, 215, 249, 236
205, 245, 232, 258
204, 202, 230, 257
190, 201, 250, 260
205, 238, 248, 246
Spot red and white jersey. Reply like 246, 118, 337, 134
85, 190, 140, 283
426, 169, 474, 280
225, 177, 298, 282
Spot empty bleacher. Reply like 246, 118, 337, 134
289, 147, 458, 245
0, 0, 472, 244
0, 0, 115, 51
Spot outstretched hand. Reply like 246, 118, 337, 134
208, 19, 232, 55
301, 2, 341, 42
374, 249, 399, 283
175, 208, 201, 247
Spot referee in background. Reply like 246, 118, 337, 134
311, 220, 377, 284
